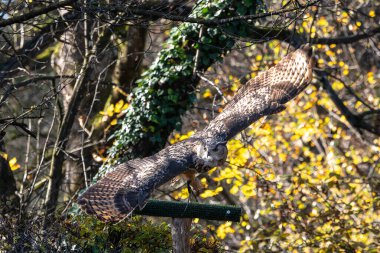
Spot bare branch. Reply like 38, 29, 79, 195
0, 11, 80, 82
127, 0, 320, 26
240, 24, 380, 47
0, 0, 78, 28
0, 75, 74, 107
313, 26, 380, 45
316, 70, 380, 137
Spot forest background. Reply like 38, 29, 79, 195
1, 0, 380, 252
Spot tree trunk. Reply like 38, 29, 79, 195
45, 27, 114, 214
0, 132, 18, 214
171, 218, 192, 253
112, 26, 147, 92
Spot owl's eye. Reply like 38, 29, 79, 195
213, 143, 226, 151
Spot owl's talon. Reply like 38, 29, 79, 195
187, 180, 199, 202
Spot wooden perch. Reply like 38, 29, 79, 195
133, 200, 241, 222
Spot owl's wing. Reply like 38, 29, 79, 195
204, 44, 314, 140
78, 141, 193, 222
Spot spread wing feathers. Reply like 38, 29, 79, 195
205, 44, 314, 140
78, 142, 193, 222
78, 44, 314, 222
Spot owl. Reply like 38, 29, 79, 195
78, 44, 315, 222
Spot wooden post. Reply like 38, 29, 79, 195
171, 218, 192, 253
133, 200, 241, 252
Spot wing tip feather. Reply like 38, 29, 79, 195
77, 179, 143, 223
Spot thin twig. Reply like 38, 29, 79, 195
197, 73, 227, 103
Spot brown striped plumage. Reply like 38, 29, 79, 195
78, 44, 315, 222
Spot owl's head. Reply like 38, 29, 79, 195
193, 138, 227, 172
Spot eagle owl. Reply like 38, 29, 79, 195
78, 44, 315, 222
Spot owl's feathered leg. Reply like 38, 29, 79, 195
183, 170, 203, 202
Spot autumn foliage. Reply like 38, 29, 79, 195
1, 0, 380, 252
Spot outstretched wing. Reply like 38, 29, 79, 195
78, 44, 314, 222
78, 141, 193, 222
204, 44, 314, 140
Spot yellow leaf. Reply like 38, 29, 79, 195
216, 222, 234, 239
230, 83, 239, 92
326, 50, 335, 57
303, 101, 313, 110
106, 104, 114, 117
173, 188, 189, 200
203, 88, 212, 99
279, 153, 287, 162
332, 81, 344, 90
9, 157, 17, 166
200, 186, 223, 199
230, 185, 239, 194
369, 10, 375, 18
317, 17, 328, 27
266, 173, 276, 181
255, 55, 263, 61
179, 132, 192, 141
121, 103, 129, 111
298, 202, 306, 209
309, 208, 318, 217
327, 61, 336, 67
272, 200, 282, 208
367, 72, 376, 84
317, 58, 325, 67
114, 100, 124, 113
0, 151, 8, 160
9, 157, 20, 171
110, 119, 118, 125
11, 164, 20, 171
241, 184, 256, 197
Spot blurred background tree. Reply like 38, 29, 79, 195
0, 0, 380, 252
